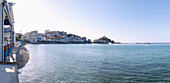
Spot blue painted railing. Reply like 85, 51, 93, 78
3, 41, 14, 61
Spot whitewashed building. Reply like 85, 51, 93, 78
21, 33, 29, 41
29, 31, 38, 43
45, 30, 49, 34
38, 34, 46, 41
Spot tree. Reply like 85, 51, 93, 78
16, 33, 22, 41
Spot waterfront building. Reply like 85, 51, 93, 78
21, 35, 28, 41
38, 33, 46, 41
45, 32, 53, 38
0, 1, 18, 82
21, 30, 91, 44
45, 30, 49, 34
68, 37, 73, 42
50, 36, 65, 42
29, 31, 38, 43
4, 26, 12, 41
21, 33, 29, 41
0, 0, 15, 61
60, 31, 67, 36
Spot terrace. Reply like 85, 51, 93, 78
0, 0, 18, 83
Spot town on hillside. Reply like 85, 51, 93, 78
15, 30, 115, 44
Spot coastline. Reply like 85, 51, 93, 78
26, 42, 150, 45
15, 42, 150, 69
18, 44, 169, 82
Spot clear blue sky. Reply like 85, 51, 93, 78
10, 0, 170, 42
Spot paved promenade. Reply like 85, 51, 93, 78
0, 43, 23, 83
0, 62, 18, 83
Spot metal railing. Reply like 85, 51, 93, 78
3, 41, 14, 62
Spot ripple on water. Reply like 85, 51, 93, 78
19, 44, 170, 82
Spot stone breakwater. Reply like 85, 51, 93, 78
16, 44, 30, 69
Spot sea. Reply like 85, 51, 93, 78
19, 44, 170, 83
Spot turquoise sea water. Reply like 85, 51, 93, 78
19, 44, 170, 82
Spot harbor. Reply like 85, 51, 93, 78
1, 0, 170, 82
19, 44, 170, 82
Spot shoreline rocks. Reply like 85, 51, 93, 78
16, 44, 30, 69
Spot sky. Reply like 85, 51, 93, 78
8, 0, 170, 42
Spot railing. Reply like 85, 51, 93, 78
3, 41, 14, 62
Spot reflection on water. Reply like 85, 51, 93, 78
19, 44, 170, 82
